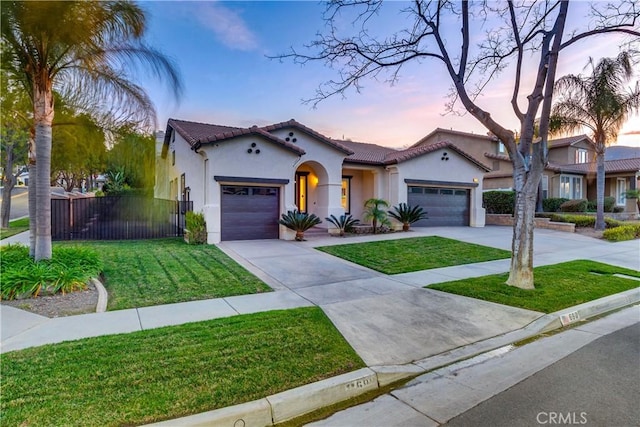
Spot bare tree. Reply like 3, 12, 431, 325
276, 0, 639, 289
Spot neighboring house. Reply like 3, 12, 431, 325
416, 129, 639, 213
155, 119, 490, 243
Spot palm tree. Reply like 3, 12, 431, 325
363, 198, 390, 234
1, 1, 182, 260
551, 51, 640, 230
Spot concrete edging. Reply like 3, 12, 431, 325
145, 289, 640, 427
91, 278, 108, 313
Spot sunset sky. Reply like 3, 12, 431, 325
140, 1, 640, 148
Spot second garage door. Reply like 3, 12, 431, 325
221, 185, 280, 240
408, 186, 470, 227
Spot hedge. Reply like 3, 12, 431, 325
603, 224, 640, 241
543, 198, 569, 213
549, 214, 623, 229
483, 191, 515, 214
560, 199, 588, 213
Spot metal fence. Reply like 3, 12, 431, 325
51, 196, 192, 241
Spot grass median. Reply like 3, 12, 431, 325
428, 260, 640, 313
316, 236, 511, 274
0, 217, 29, 240
1, 307, 365, 427
72, 238, 272, 310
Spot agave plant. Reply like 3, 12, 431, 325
278, 210, 322, 241
388, 203, 428, 231
325, 214, 360, 237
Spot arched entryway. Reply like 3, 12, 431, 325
295, 161, 331, 222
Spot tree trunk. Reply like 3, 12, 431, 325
1, 143, 16, 228
33, 86, 54, 261
28, 132, 36, 257
506, 162, 538, 290
595, 150, 606, 231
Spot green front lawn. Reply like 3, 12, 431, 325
0, 217, 29, 239
72, 239, 271, 310
1, 307, 365, 427
317, 236, 511, 274
429, 260, 640, 313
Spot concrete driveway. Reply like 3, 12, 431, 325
218, 225, 638, 366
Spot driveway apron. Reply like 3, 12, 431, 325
219, 235, 545, 366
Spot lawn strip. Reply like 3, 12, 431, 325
1, 307, 364, 427
63, 239, 271, 310
428, 260, 640, 313
317, 236, 510, 274
0, 218, 29, 240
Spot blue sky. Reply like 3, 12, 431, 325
139, 1, 640, 148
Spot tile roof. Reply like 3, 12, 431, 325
166, 118, 491, 169
547, 134, 592, 148
341, 140, 491, 170
550, 158, 640, 174
411, 127, 498, 147
261, 119, 354, 155
338, 140, 398, 164
166, 118, 305, 155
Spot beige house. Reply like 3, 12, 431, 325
155, 119, 490, 243
415, 130, 639, 213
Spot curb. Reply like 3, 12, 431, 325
91, 278, 108, 313
145, 289, 640, 426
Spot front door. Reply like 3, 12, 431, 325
295, 172, 308, 213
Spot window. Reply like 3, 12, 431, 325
341, 177, 351, 213
559, 175, 583, 199
542, 175, 549, 199
180, 173, 186, 201
497, 142, 506, 154
575, 148, 588, 164
172, 150, 175, 166
617, 178, 627, 206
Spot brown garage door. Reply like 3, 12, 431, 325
408, 186, 470, 226
221, 185, 280, 240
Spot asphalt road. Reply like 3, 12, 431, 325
444, 323, 640, 427
0, 187, 29, 220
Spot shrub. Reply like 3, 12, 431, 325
603, 224, 640, 241
325, 214, 360, 236
559, 199, 588, 212
279, 210, 322, 241
0, 245, 102, 300
543, 198, 569, 213
587, 197, 617, 213
185, 211, 207, 244
388, 203, 428, 231
483, 191, 515, 214
550, 214, 623, 229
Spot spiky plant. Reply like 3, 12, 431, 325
388, 203, 428, 231
279, 210, 322, 241
325, 214, 360, 236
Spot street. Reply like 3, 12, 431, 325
0, 187, 29, 221
445, 322, 640, 427
308, 306, 640, 427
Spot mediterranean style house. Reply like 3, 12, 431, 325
155, 119, 490, 243
414, 128, 640, 213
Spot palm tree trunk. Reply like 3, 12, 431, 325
28, 132, 36, 257
595, 150, 605, 231
33, 86, 54, 261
